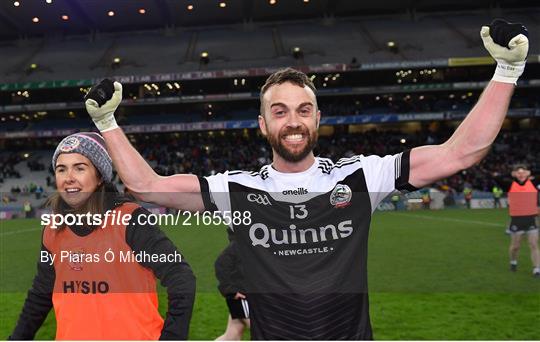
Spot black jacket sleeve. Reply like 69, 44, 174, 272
126, 208, 196, 341
214, 240, 245, 296
10, 236, 55, 340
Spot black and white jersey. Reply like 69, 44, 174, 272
200, 151, 414, 340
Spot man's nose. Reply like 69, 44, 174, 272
285, 113, 301, 128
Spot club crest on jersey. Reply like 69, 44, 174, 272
330, 184, 352, 208
68, 248, 85, 271
59, 136, 80, 152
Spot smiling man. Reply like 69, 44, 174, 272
258, 73, 320, 170
84, 20, 529, 339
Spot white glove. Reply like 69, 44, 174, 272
85, 80, 122, 132
480, 21, 529, 84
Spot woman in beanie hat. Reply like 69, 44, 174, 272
48, 132, 116, 218
10, 132, 196, 340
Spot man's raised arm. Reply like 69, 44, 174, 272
84, 80, 205, 212
409, 19, 529, 189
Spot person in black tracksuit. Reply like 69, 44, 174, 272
215, 238, 250, 340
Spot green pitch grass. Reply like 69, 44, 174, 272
1, 208, 539, 339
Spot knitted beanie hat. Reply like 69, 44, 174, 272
52, 132, 113, 183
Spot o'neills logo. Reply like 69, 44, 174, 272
330, 184, 352, 208
282, 187, 309, 195
63, 280, 109, 294
249, 220, 353, 248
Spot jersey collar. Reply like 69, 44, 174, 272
268, 158, 319, 179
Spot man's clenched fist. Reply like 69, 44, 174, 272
481, 19, 529, 84
84, 79, 122, 132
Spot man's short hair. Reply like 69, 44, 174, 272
259, 68, 317, 116
513, 164, 529, 171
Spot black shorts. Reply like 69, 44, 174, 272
225, 294, 249, 319
508, 216, 538, 234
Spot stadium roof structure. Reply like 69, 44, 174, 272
0, 0, 538, 41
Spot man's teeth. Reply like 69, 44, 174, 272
66, 188, 81, 193
284, 134, 303, 141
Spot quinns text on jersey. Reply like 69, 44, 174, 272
249, 218, 354, 256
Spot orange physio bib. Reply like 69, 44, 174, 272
508, 180, 538, 217
43, 203, 164, 340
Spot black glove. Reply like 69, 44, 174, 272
84, 78, 115, 107
488, 19, 528, 49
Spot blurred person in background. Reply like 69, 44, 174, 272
492, 185, 504, 208
391, 193, 401, 211
23, 200, 32, 219
507, 164, 539, 277
463, 184, 473, 209
422, 190, 431, 210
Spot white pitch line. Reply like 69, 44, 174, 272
0, 227, 41, 237
392, 212, 503, 227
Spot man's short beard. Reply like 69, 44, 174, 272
267, 129, 318, 163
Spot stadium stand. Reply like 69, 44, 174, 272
1, 1, 539, 216
2, 126, 538, 213
1, 11, 538, 83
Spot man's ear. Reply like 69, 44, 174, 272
258, 114, 267, 136
525, 170, 531, 178
316, 110, 321, 129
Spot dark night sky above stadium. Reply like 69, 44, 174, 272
0, 0, 538, 40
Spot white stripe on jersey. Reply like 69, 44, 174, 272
395, 152, 402, 180
205, 154, 403, 214
241, 299, 249, 318
226, 157, 363, 204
